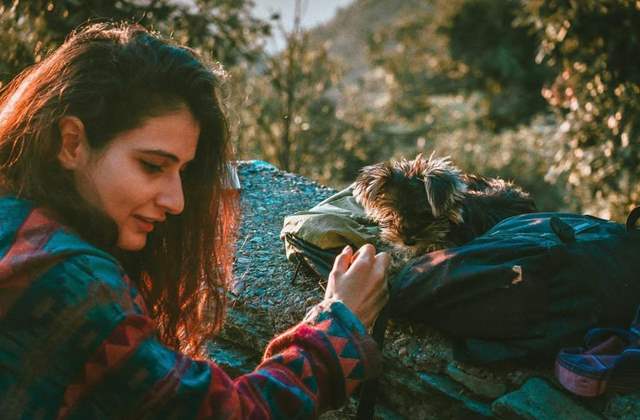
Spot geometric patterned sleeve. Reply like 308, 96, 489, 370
56, 289, 381, 419
0, 205, 382, 419
198, 299, 383, 418
48, 261, 381, 419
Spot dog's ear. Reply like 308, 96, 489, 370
353, 162, 393, 207
422, 157, 466, 218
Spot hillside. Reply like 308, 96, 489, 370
309, 0, 432, 83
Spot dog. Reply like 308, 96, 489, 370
353, 153, 537, 257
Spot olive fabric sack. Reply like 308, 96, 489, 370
389, 209, 640, 363
280, 186, 378, 279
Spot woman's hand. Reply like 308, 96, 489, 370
324, 244, 390, 329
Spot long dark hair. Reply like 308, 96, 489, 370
0, 22, 238, 357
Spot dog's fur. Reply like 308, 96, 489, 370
353, 153, 537, 257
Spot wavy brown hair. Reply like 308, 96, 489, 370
0, 22, 239, 357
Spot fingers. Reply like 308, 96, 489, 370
352, 243, 375, 260
332, 245, 353, 273
346, 244, 376, 275
327, 243, 391, 329
348, 246, 390, 282
374, 251, 391, 272
376, 282, 390, 306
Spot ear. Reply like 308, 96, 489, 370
422, 159, 466, 218
353, 162, 393, 207
57, 116, 89, 170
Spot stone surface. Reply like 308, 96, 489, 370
605, 393, 640, 420
207, 338, 259, 377
417, 372, 493, 417
446, 362, 508, 399
211, 160, 640, 419
492, 377, 600, 420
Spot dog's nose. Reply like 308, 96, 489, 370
404, 238, 417, 246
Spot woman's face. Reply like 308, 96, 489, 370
72, 107, 199, 251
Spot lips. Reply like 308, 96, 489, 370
134, 215, 158, 232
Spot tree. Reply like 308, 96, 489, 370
523, 0, 640, 219
367, 0, 552, 132
366, 0, 459, 128
0, 0, 270, 86
446, 0, 553, 130
233, 0, 350, 179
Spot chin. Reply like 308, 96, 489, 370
117, 234, 148, 251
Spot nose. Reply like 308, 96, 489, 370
156, 173, 185, 215
404, 237, 417, 246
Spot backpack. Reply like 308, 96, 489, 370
388, 209, 640, 363
357, 209, 640, 419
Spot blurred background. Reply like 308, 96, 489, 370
2, 0, 639, 220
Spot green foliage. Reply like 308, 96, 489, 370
366, 0, 552, 131
367, 0, 461, 125
428, 108, 569, 212
523, 0, 640, 219
0, 0, 269, 87
446, 0, 552, 130
232, 27, 386, 184
233, 29, 342, 173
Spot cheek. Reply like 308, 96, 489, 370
90, 161, 149, 223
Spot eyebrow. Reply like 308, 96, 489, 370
136, 149, 181, 163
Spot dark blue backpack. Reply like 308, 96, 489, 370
388, 209, 640, 363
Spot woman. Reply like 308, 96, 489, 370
0, 23, 389, 418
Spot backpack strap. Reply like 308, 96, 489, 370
550, 216, 576, 243
626, 207, 640, 231
356, 309, 389, 419
584, 327, 639, 348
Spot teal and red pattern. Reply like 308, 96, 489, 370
0, 197, 381, 419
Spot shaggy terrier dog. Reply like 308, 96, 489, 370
353, 153, 537, 257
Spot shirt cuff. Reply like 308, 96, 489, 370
303, 297, 369, 337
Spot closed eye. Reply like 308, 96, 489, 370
140, 160, 163, 174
